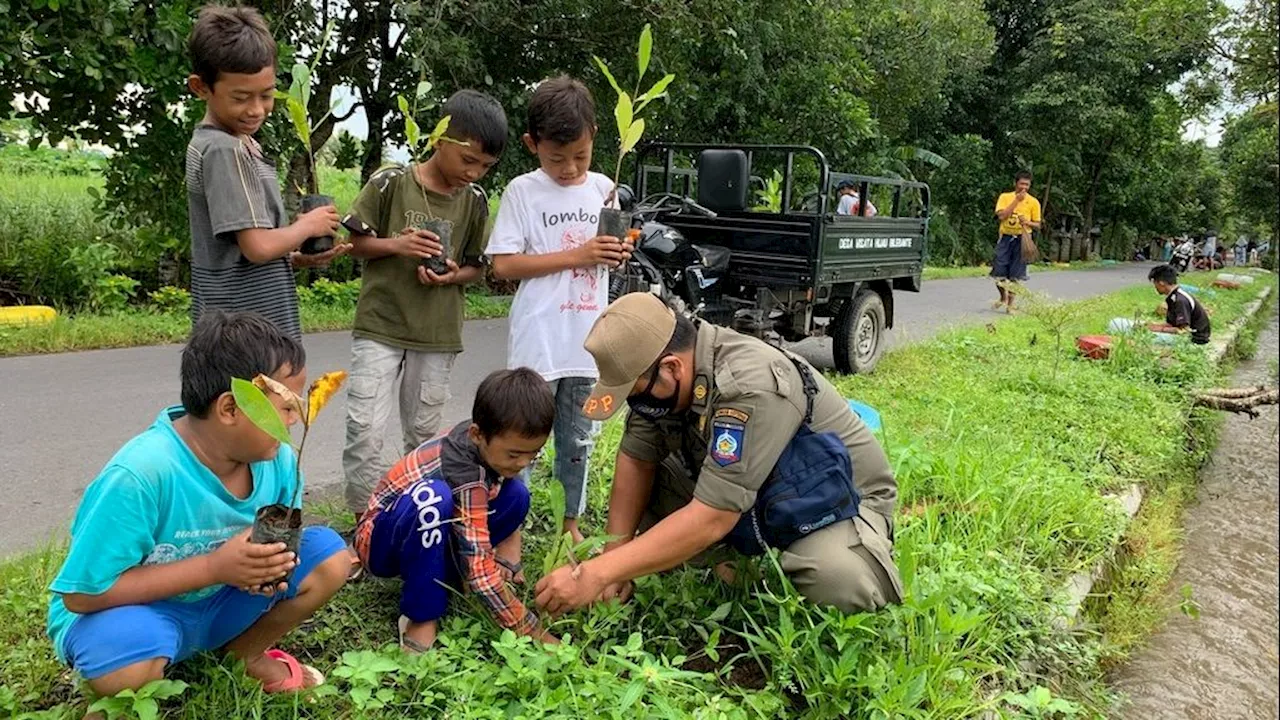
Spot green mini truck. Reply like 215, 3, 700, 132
617, 142, 930, 374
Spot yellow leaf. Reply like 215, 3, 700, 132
253, 374, 303, 418
306, 370, 348, 426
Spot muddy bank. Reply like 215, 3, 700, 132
1112, 304, 1280, 719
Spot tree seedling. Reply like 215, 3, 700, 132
398, 80, 470, 276
541, 482, 615, 578
231, 370, 347, 587
276, 20, 341, 253
593, 23, 676, 236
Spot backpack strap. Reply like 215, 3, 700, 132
781, 351, 819, 426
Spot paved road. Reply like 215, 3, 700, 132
0, 263, 1156, 556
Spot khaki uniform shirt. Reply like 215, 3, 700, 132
618, 323, 897, 520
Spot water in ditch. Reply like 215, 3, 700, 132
1112, 304, 1279, 719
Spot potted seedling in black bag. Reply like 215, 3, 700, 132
277, 21, 342, 254
399, 82, 470, 276
231, 370, 346, 588
593, 24, 675, 239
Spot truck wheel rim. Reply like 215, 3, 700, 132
856, 315, 877, 358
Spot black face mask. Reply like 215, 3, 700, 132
627, 361, 681, 421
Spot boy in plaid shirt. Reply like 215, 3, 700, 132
354, 368, 559, 650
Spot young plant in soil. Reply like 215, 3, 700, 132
398, 81, 470, 277
540, 482, 614, 578
593, 23, 676, 238
276, 20, 340, 254
231, 370, 347, 587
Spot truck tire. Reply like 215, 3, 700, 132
833, 290, 886, 375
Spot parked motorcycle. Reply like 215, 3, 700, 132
607, 186, 731, 316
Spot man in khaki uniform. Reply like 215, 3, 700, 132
535, 293, 902, 616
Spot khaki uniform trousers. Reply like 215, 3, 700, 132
645, 456, 904, 613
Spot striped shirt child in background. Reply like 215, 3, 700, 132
353, 368, 563, 651
184, 5, 343, 340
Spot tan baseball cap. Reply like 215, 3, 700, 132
582, 293, 677, 420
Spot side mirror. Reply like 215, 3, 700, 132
616, 184, 637, 212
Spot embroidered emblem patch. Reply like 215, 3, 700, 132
694, 383, 707, 401
710, 420, 745, 467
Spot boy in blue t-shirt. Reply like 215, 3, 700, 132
47, 311, 348, 697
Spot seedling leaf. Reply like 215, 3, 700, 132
622, 118, 645, 154
306, 370, 348, 426
405, 116, 420, 153
594, 56, 623, 96
549, 482, 566, 528
637, 24, 653, 81
427, 115, 452, 146
291, 63, 310, 107
231, 377, 293, 447
636, 74, 675, 111
417, 80, 432, 98
285, 98, 310, 149
615, 92, 634, 144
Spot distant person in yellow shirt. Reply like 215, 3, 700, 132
990, 170, 1041, 313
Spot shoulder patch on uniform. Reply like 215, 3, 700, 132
714, 407, 750, 424
710, 419, 745, 467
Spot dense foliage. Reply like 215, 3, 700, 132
3, 0, 1271, 298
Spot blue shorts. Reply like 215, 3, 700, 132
60, 525, 344, 680
990, 234, 1029, 282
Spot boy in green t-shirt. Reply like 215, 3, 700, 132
341, 90, 507, 534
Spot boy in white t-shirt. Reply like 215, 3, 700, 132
487, 76, 631, 543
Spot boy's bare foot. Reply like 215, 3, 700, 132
562, 518, 585, 546
398, 616, 438, 654
714, 561, 737, 585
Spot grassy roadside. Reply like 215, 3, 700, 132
1087, 293, 1275, 663
923, 260, 1106, 281
0, 293, 511, 358
0, 271, 1272, 719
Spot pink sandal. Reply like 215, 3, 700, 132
260, 649, 325, 693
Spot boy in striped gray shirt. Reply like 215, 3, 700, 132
184, 5, 345, 339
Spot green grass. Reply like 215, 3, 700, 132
1088, 296, 1273, 663
0, 274, 1273, 719
0, 293, 512, 357
924, 260, 1105, 281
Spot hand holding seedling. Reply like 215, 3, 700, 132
298, 204, 341, 239
290, 241, 351, 268
535, 561, 605, 616
206, 529, 297, 595
598, 579, 634, 604
418, 258, 460, 286
575, 235, 631, 268
396, 227, 445, 259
